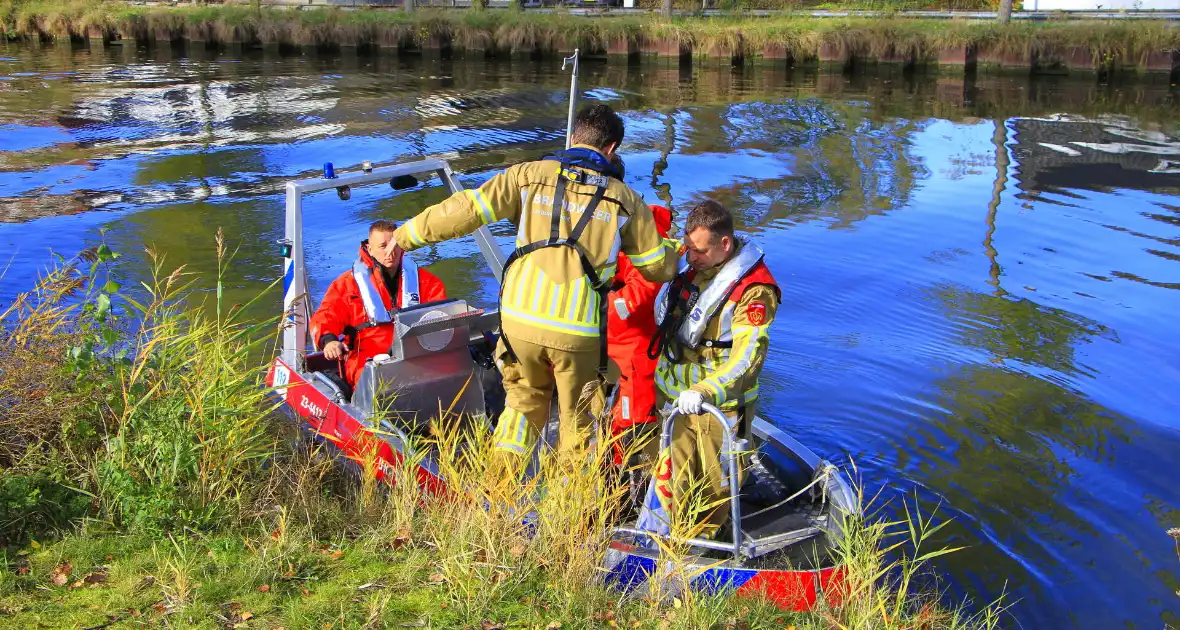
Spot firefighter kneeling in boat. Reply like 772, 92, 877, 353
646, 199, 780, 538
392, 104, 678, 461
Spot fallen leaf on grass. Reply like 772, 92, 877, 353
83, 569, 108, 585
240, 611, 254, 621
508, 543, 526, 559
330, 550, 344, 560
399, 620, 427, 628
546, 622, 562, 630
257, 584, 270, 593
50, 562, 72, 586
427, 573, 446, 584
479, 620, 503, 630
300, 587, 311, 597
134, 575, 156, 592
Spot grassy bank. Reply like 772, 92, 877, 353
2, 1, 1179, 69
0, 238, 1011, 628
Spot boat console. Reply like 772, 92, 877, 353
351, 299, 496, 431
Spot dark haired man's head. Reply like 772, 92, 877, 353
570, 104, 625, 158
683, 199, 735, 271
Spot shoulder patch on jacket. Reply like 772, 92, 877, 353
747, 301, 767, 326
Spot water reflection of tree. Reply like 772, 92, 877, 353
649, 109, 676, 208
665, 100, 928, 232
930, 281, 1118, 395
893, 283, 1131, 610
985, 119, 1009, 297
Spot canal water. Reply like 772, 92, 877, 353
1, 42, 1178, 629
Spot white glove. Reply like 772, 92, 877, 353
676, 390, 705, 415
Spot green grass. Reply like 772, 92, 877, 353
2, 0, 1178, 68
0, 236, 1010, 629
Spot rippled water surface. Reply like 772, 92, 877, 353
2, 41, 1179, 629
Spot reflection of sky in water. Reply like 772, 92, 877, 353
0, 123, 74, 152
1, 47, 1180, 630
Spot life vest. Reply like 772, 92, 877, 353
498, 147, 624, 372
352, 254, 420, 328
649, 240, 776, 362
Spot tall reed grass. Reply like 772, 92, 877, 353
0, 237, 1007, 628
3, 0, 1178, 69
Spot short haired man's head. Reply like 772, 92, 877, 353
570, 104, 625, 158
683, 199, 735, 271
366, 220, 403, 270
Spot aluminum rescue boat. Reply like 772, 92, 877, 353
265, 155, 858, 610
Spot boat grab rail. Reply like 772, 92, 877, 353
659, 403, 744, 559
613, 405, 841, 561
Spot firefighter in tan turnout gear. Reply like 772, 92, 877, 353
393, 104, 678, 459
647, 199, 781, 537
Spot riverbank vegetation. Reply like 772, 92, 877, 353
2, 1, 1179, 69
0, 238, 1009, 627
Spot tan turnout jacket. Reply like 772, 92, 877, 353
654, 255, 779, 410
394, 146, 679, 352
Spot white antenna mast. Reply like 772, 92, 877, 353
562, 49, 580, 149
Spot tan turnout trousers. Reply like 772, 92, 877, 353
491, 337, 600, 456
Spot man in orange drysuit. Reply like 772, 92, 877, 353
606, 204, 674, 464
309, 219, 448, 387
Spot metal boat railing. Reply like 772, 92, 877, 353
612, 402, 836, 561
616, 402, 745, 559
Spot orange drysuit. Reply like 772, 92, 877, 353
606, 204, 673, 453
309, 241, 447, 386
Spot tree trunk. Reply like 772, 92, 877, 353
405, 0, 414, 13
998, 0, 1012, 24
663, 0, 672, 19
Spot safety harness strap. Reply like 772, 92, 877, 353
497, 154, 613, 374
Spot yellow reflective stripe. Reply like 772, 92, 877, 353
627, 242, 666, 267
468, 189, 496, 225
698, 326, 766, 402
511, 260, 532, 308
566, 277, 584, 322
696, 379, 725, 402
655, 364, 677, 398
584, 290, 600, 325
405, 219, 427, 248
575, 281, 589, 322
715, 384, 760, 410
548, 282, 563, 318
529, 269, 546, 312
600, 263, 617, 283
494, 408, 529, 455
501, 304, 600, 337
